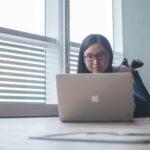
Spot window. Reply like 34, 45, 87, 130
0, 32, 46, 103
0, 0, 45, 35
68, 0, 123, 73
0, 0, 123, 116
0, 0, 60, 116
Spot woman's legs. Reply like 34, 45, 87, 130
132, 71, 150, 117
133, 93, 149, 117
132, 71, 150, 101
121, 58, 150, 117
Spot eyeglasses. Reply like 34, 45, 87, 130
84, 52, 108, 62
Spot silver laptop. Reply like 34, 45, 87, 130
56, 73, 134, 122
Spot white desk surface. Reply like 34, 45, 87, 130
0, 117, 150, 150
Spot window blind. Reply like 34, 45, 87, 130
69, 42, 80, 73
0, 27, 55, 103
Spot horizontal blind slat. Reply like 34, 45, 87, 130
0, 59, 45, 68
0, 96, 45, 100
70, 59, 78, 63
0, 47, 45, 57
0, 66, 45, 73
0, 41, 44, 52
0, 83, 45, 89
70, 53, 79, 58
70, 63, 77, 67
0, 53, 45, 62
0, 72, 44, 78
0, 90, 45, 94
0, 77, 45, 84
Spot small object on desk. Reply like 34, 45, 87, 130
30, 131, 150, 144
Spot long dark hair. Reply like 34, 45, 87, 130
77, 34, 113, 73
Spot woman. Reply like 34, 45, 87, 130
77, 34, 150, 117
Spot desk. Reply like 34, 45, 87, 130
0, 117, 150, 150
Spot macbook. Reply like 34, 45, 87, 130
56, 73, 134, 122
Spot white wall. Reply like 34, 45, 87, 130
121, 0, 150, 92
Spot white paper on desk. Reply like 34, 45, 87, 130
30, 131, 150, 144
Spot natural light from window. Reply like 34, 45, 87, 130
0, 0, 45, 35
70, 0, 113, 47
69, 0, 122, 73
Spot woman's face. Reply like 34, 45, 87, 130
84, 43, 110, 73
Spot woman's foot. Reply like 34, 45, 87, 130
131, 58, 144, 70
121, 58, 129, 67
121, 58, 144, 71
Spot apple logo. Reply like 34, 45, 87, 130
91, 95, 99, 103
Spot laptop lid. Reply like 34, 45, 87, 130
56, 73, 134, 122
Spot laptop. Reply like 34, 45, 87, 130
56, 73, 134, 122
